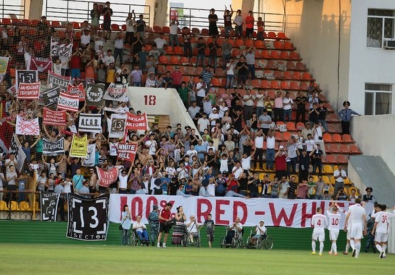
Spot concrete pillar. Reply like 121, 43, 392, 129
231, 0, 255, 21
24, 0, 44, 20
145, 0, 168, 27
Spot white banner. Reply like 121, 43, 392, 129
16, 116, 40, 136
103, 83, 128, 102
82, 144, 96, 167
78, 113, 102, 133
108, 114, 126, 138
109, 195, 362, 228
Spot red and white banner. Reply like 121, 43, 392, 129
96, 167, 119, 187
17, 82, 40, 99
109, 195, 365, 227
117, 142, 138, 162
57, 92, 79, 112
16, 116, 40, 136
126, 113, 149, 131
43, 107, 67, 126
103, 83, 128, 102
7, 84, 16, 95
67, 83, 86, 101
31, 57, 52, 73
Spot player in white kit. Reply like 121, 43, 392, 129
311, 207, 327, 256
344, 198, 366, 258
327, 203, 343, 256
372, 204, 395, 259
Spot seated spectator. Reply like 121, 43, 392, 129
336, 187, 348, 201
296, 179, 309, 199
225, 217, 243, 244
133, 215, 149, 244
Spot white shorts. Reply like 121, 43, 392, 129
350, 224, 363, 239
329, 229, 339, 241
312, 229, 325, 242
375, 233, 388, 243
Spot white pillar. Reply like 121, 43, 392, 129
145, 0, 168, 27
24, 0, 44, 19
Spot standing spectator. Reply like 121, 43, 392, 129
297, 149, 310, 181
309, 103, 320, 125
169, 19, 179, 48
131, 32, 144, 64
264, 95, 274, 117
275, 146, 287, 179
283, 92, 293, 122
333, 165, 347, 195
242, 89, 254, 120
278, 176, 290, 199
338, 101, 360, 135
222, 38, 232, 70
225, 57, 235, 88
178, 81, 189, 108
103, 49, 115, 67
195, 77, 207, 106
295, 91, 307, 126
308, 91, 320, 109
125, 11, 136, 46
148, 205, 160, 246
182, 28, 192, 59
130, 64, 142, 86
315, 176, 325, 200
157, 202, 173, 248
101, 1, 113, 39
136, 14, 146, 41
273, 91, 284, 122
70, 49, 82, 78
288, 175, 298, 199
245, 46, 256, 80
113, 32, 124, 65
6, 165, 18, 202
286, 137, 298, 176
362, 187, 376, 203
255, 90, 265, 118
254, 130, 264, 170
223, 6, 234, 38
196, 37, 206, 68
163, 71, 173, 89
316, 101, 328, 132
296, 179, 309, 199
201, 66, 213, 88
154, 33, 167, 56
236, 55, 248, 89
172, 66, 183, 91
208, 9, 219, 37
310, 144, 323, 176
245, 11, 254, 38
257, 17, 265, 40
90, 3, 100, 35
54, 180, 65, 221
265, 130, 276, 170
233, 9, 243, 38
121, 205, 132, 246
208, 37, 218, 71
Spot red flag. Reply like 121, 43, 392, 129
96, 167, 119, 187
126, 113, 149, 131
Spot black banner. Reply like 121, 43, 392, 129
42, 86, 60, 108
66, 193, 109, 241
43, 137, 65, 156
86, 83, 105, 107
40, 191, 60, 222
16, 70, 38, 90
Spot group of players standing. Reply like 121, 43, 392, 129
311, 198, 394, 258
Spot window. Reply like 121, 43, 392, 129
367, 9, 395, 48
364, 83, 393, 115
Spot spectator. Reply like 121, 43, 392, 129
316, 101, 328, 132
233, 9, 243, 38
130, 64, 143, 87
273, 91, 284, 122
225, 57, 236, 88
278, 176, 290, 199
114, 32, 124, 65
236, 55, 248, 89
295, 91, 307, 126
223, 6, 234, 38
208, 37, 218, 71
274, 146, 287, 179
264, 95, 274, 117
125, 11, 136, 46
154, 33, 167, 56
335, 187, 348, 201
297, 149, 309, 182
90, 4, 100, 35
286, 137, 298, 176
121, 205, 132, 246
196, 37, 206, 68
222, 38, 233, 71
172, 66, 183, 91
163, 71, 173, 89
314, 176, 325, 200
136, 14, 146, 41
101, 1, 113, 39
182, 27, 193, 59
178, 81, 189, 108
255, 90, 265, 118
245, 11, 254, 38
348, 188, 359, 203
333, 165, 347, 195
169, 19, 179, 48
257, 17, 265, 40
309, 103, 320, 125
338, 100, 360, 135
133, 215, 149, 244
362, 187, 376, 203
283, 92, 293, 122
208, 9, 219, 37
269, 177, 280, 198
296, 179, 309, 199
310, 144, 323, 176
288, 175, 298, 199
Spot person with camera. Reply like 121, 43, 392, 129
157, 202, 173, 248
121, 205, 132, 246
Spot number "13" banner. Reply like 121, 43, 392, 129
67, 194, 110, 241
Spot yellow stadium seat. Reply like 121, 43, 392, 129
0, 200, 8, 210
322, 176, 330, 184
323, 165, 333, 174
9, 201, 19, 211
19, 201, 32, 211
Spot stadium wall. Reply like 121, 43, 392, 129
0, 221, 350, 250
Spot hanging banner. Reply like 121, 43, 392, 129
9, 134, 26, 172
67, 193, 109, 241
31, 57, 52, 73
16, 70, 38, 91
78, 113, 102, 133
109, 113, 126, 138
57, 92, 79, 112
40, 191, 60, 221
7, 84, 17, 96
82, 144, 96, 167
42, 86, 60, 107
16, 116, 40, 136
103, 83, 128, 102
126, 113, 149, 131
48, 71, 71, 93
43, 107, 67, 126
117, 142, 138, 162
67, 83, 86, 101
103, 107, 127, 114
109, 195, 358, 228
17, 82, 40, 100
86, 83, 105, 107
0, 56, 9, 75
43, 137, 65, 156
96, 166, 119, 187
51, 37, 73, 58
69, 135, 88, 158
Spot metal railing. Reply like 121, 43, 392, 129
167, 7, 285, 33
0, 0, 25, 20
43, 0, 150, 28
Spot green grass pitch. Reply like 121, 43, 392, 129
0, 244, 394, 275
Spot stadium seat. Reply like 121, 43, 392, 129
153, 25, 162, 33
111, 24, 120, 31
332, 134, 342, 143
322, 176, 330, 184
215, 68, 224, 76
287, 61, 295, 70
174, 46, 183, 55
211, 78, 221, 87
267, 32, 276, 39
51, 20, 61, 28
323, 133, 332, 142
30, 19, 39, 26
72, 22, 80, 29
326, 155, 337, 164
165, 65, 175, 72
286, 122, 296, 131
261, 50, 270, 59
1, 18, 11, 25
283, 132, 292, 141
245, 39, 254, 47
270, 81, 280, 89
255, 40, 265, 49
267, 90, 276, 99
283, 71, 293, 80
121, 24, 126, 31
280, 51, 290, 60
265, 61, 277, 69
191, 28, 200, 35
339, 144, 349, 153
181, 76, 190, 83
165, 46, 173, 54
350, 145, 362, 154
232, 48, 241, 57
9, 201, 19, 211
281, 81, 290, 90
300, 82, 308, 91
342, 134, 353, 142
329, 144, 340, 153
337, 155, 348, 164
296, 62, 306, 71
261, 80, 270, 89
162, 26, 170, 33
275, 132, 283, 141
284, 42, 294, 50
290, 82, 300, 90
323, 165, 334, 174
277, 32, 289, 40
303, 72, 313, 81
290, 52, 301, 60
293, 72, 302, 80
251, 79, 260, 88
273, 41, 284, 49
19, 201, 31, 211
270, 51, 281, 59
273, 71, 283, 79
201, 28, 209, 36
159, 55, 169, 64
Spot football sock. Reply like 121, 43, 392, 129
312, 240, 316, 252
382, 244, 387, 254
376, 244, 382, 253
345, 243, 350, 252
333, 243, 337, 254
350, 240, 355, 250
355, 242, 361, 256
319, 242, 324, 254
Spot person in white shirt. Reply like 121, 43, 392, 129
311, 207, 328, 255
232, 162, 243, 180
154, 34, 167, 55
145, 134, 157, 156
305, 134, 315, 155
186, 145, 198, 158
103, 49, 115, 67
80, 29, 91, 48
344, 198, 366, 258
225, 217, 243, 245
333, 165, 347, 195
255, 90, 265, 117
118, 169, 129, 194
327, 203, 343, 256
242, 89, 254, 120
251, 220, 267, 245
94, 32, 105, 51
133, 215, 149, 244
283, 92, 293, 121
372, 204, 395, 259
197, 113, 210, 134
195, 78, 206, 106
241, 148, 255, 171
125, 12, 136, 45
169, 19, 179, 47
254, 130, 264, 169
186, 215, 200, 244
208, 108, 220, 126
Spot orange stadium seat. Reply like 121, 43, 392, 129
1, 18, 11, 25
284, 71, 293, 80
159, 55, 169, 64
275, 132, 283, 141
267, 32, 276, 39
296, 62, 306, 71
273, 71, 283, 79
162, 26, 170, 33
270, 51, 280, 59
290, 82, 300, 90
235, 39, 244, 47
283, 132, 292, 141
261, 80, 270, 89
271, 81, 280, 89
111, 24, 120, 31
281, 81, 290, 90
280, 51, 289, 60
293, 72, 302, 80
323, 133, 332, 142
165, 46, 173, 54
325, 155, 337, 164
211, 78, 221, 87
245, 39, 254, 47
290, 52, 301, 60
342, 134, 353, 142
153, 25, 162, 33
286, 122, 296, 131
299, 82, 308, 91
174, 46, 183, 55
303, 72, 313, 81
267, 90, 276, 99
337, 155, 348, 164
287, 61, 295, 70
261, 50, 270, 59
30, 19, 39, 26
274, 41, 284, 50
265, 60, 276, 69
332, 134, 342, 142
350, 145, 362, 154
277, 32, 289, 40
251, 79, 260, 88
284, 42, 294, 50
255, 40, 265, 49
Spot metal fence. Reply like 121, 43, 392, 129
0, 0, 25, 20
167, 7, 285, 33
43, 0, 150, 27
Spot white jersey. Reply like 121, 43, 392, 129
312, 214, 327, 229
348, 203, 366, 225
375, 211, 395, 234
327, 210, 342, 230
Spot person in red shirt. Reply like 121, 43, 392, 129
275, 145, 288, 180
70, 48, 82, 78
245, 11, 254, 38
171, 66, 183, 91
157, 202, 173, 248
